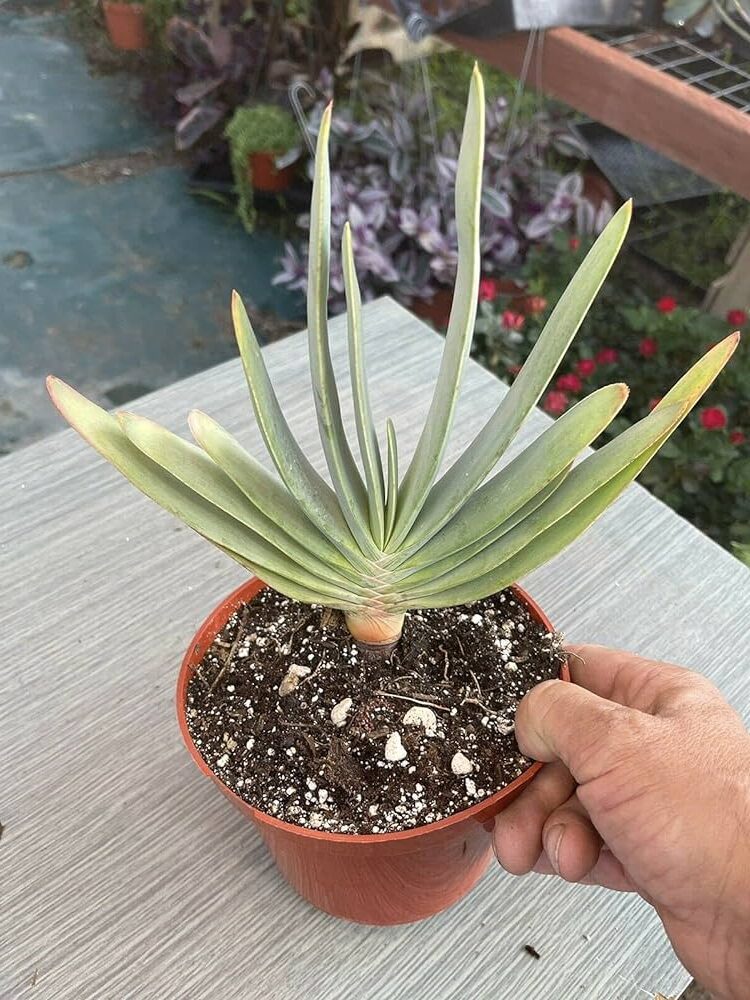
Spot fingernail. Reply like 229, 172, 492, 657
544, 824, 565, 875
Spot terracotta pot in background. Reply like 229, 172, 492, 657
177, 577, 569, 925
410, 277, 528, 329
249, 152, 297, 194
102, 1, 147, 51
583, 167, 618, 212
409, 288, 454, 328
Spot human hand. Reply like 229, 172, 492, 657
493, 644, 750, 1000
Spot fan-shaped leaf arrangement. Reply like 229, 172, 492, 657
48, 67, 739, 649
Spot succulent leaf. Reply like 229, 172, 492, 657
187, 409, 366, 577
404, 200, 633, 552
342, 221, 386, 548
384, 417, 399, 544
386, 64, 486, 550
400, 382, 629, 575
231, 291, 360, 560
46, 380, 363, 606
308, 105, 375, 557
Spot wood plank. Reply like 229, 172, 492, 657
1, 298, 748, 1000
442, 26, 750, 199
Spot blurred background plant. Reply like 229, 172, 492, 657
273, 68, 605, 311
224, 102, 300, 231
473, 232, 750, 562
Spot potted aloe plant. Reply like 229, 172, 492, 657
47, 68, 737, 925
224, 104, 300, 233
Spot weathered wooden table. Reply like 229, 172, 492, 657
2, 298, 748, 1000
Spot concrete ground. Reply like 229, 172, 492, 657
0, 7, 302, 453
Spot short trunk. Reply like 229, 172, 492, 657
343, 609, 405, 654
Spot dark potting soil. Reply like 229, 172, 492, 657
186, 587, 566, 835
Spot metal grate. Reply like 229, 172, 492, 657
587, 28, 750, 113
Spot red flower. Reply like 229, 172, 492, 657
543, 390, 569, 415
569, 236, 580, 251
699, 407, 728, 431
639, 337, 658, 358
648, 397, 662, 412
501, 310, 525, 331
726, 309, 747, 327
595, 347, 619, 365
556, 372, 583, 393
656, 296, 678, 314
525, 295, 548, 316
729, 429, 746, 446
478, 277, 499, 302
576, 358, 597, 377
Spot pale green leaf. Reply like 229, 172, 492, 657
342, 221, 385, 548
188, 409, 370, 578
307, 105, 375, 556
384, 417, 399, 544
393, 464, 571, 588
400, 382, 628, 572
46, 378, 369, 607
231, 291, 361, 560
119, 411, 372, 596
407, 200, 633, 550
386, 64, 485, 550
402, 403, 681, 601
401, 332, 738, 604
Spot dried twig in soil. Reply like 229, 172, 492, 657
374, 690, 452, 712
209, 609, 250, 694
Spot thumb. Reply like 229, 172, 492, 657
516, 679, 651, 786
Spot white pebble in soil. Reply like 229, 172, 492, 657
384, 731, 408, 762
465, 778, 477, 797
451, 751, 474, 775
330, 697, 353, 727
402, 705, 438, 737
278, 662, 311, 697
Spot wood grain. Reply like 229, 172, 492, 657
1, 298, 748, 1000
443, 27, 750, 201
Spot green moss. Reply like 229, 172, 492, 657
224, 105, 299, 234
426, 50, 545, 135
633, 192, 750, 290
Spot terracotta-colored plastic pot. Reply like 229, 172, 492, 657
102, 1, 147, 51
248, 152, 297, 193
177, 577, 569, 925
410, 277, 528, 329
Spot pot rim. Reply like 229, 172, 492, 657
176, 577, 569, 845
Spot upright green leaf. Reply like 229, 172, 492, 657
342, 221, 386, 548
385, 64, 486, 550
231, 292, 361, 562
307, 105, 375, 556
407, 201, 633, 551
384, 418, 399, 544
